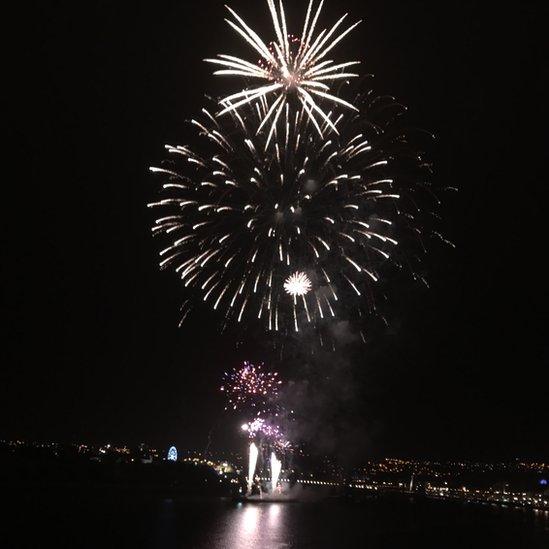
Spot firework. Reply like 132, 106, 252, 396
242, 417, 291, 452
149, 91, 439, 340
242, 417, 277, 439
205, 0, 361, 141
270, 452, 282, 493
284, 271, 312, 297
247, 442, 259, 493
221, 361, 282, 411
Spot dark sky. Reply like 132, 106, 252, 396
3, 0, 548, 460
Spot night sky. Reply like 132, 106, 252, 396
4, 0, 548, 460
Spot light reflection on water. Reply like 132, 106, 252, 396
212, 503, 288, 549
6, 488, 549, 549
185, 499, 549, 549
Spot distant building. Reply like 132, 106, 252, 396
138, 443, 153, 464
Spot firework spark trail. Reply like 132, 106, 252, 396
247, 442, 259, 494
205, 0, 361, 138
271, 452, 282, 493
149, 92, 440, 342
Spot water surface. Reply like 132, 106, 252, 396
6, 489, 549, 548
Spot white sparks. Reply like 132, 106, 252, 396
206, 0, 361, 136
284, 271, 312, 297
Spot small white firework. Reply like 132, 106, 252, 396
284, 271, 313, 297
205, 0, 361, 144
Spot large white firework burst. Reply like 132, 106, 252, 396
205, 0, 361, 144
148, 91, 443, 343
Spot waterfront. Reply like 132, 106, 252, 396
5, 488, 549, 549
